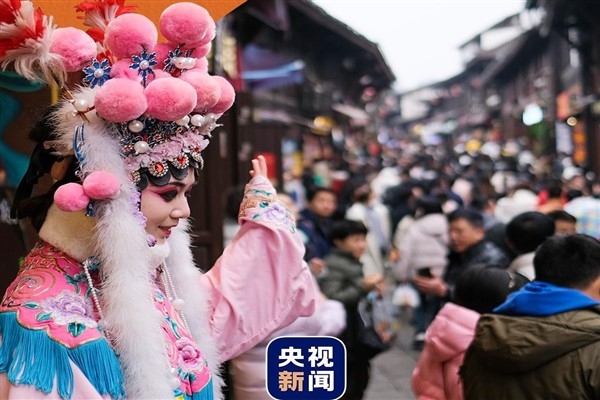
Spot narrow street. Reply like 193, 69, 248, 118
364, 312, 420, 400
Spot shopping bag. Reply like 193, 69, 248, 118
392, 283, 420, 308
356, 292, 395, 359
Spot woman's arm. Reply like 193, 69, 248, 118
200, 156, 316, 362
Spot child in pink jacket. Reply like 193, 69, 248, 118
412, 264, 528, 400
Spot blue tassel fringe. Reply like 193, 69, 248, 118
0, 312, 125, 399
186, 379, 214, 400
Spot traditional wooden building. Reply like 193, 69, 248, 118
525, 0, 600, 173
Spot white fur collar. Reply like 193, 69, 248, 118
166, 220, 224, 399
39, 204, 96, 262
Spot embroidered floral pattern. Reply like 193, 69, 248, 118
153, 283, 210, 396
176, 337, 204, 372
36, 290, 98, 335
0, 242, 104, 347
239, 177, 296, 232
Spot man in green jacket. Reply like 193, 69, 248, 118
461, 234, 600, 400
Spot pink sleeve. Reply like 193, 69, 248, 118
201, 176, 316, 362
0, 362, 110, 400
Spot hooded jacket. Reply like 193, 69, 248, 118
462, 282, 600, 400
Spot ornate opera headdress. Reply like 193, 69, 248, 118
1, 1, 235, 398
2, 0, 235, 213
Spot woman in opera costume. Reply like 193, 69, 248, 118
0, 1, 315, 399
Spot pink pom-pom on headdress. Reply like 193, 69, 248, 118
83, 171, 121, 199
109, 60, 138, 79
145, 77, 196, 121
153, 43, 172, 69
185, 22, 216, 48
209, 76, 236, 115
180, 70, 220, 113
50, 28, 97, 72
180, 42, 212, 59
95, 78, 148, 122
54, 183, 90, 212
159, 3, 214, 45
105, 13, 158, 58
192, 58, 209, 73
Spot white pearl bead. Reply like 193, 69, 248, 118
170, 377, 180, 389
94, 68, 105, 78
175, 115, 190, 126
172, 298, 185, 311
170, 367, 177, 375
183, 57, 196, 69
134, 140, 150, 154
140, 60, 150, 70
190, 114, 205, 126
128, 120, 144, 133
173, 57, 186, 69
73, 98, 89, 112
206, 113, 217, 123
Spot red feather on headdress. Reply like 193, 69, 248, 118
75, 0, 136, 62
0, 0, 45, 57
76, 0, 136, 31
0, 0, 21, 24
0, 0, 64, 84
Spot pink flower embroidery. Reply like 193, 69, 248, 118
40, 290, 97, 328
176, 337, 204, 372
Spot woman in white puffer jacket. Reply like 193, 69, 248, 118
394, 196, 449, 346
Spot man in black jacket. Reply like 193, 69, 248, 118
415, 208, 510, 300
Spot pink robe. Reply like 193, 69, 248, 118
0, 176, 315, 399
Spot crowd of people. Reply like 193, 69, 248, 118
225, 134, 600, 400
2, 1, 600, 398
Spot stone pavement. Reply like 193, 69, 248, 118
364, 310, 420, 400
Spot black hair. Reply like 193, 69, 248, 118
546, 185, 563, 199
351, 184, 371, 203
447, 208, 484, 229
534, 234, 600, 289
566, 189, 583, 202
415, 195, 443, 216
306, 187, 336, 202
505, 212, 555, 253
10, 105, 80, 231
454, 264, 529, 314
546, 209, 577, 223
329, 219, 368, 242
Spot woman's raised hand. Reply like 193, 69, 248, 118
249, 155, 268, 178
